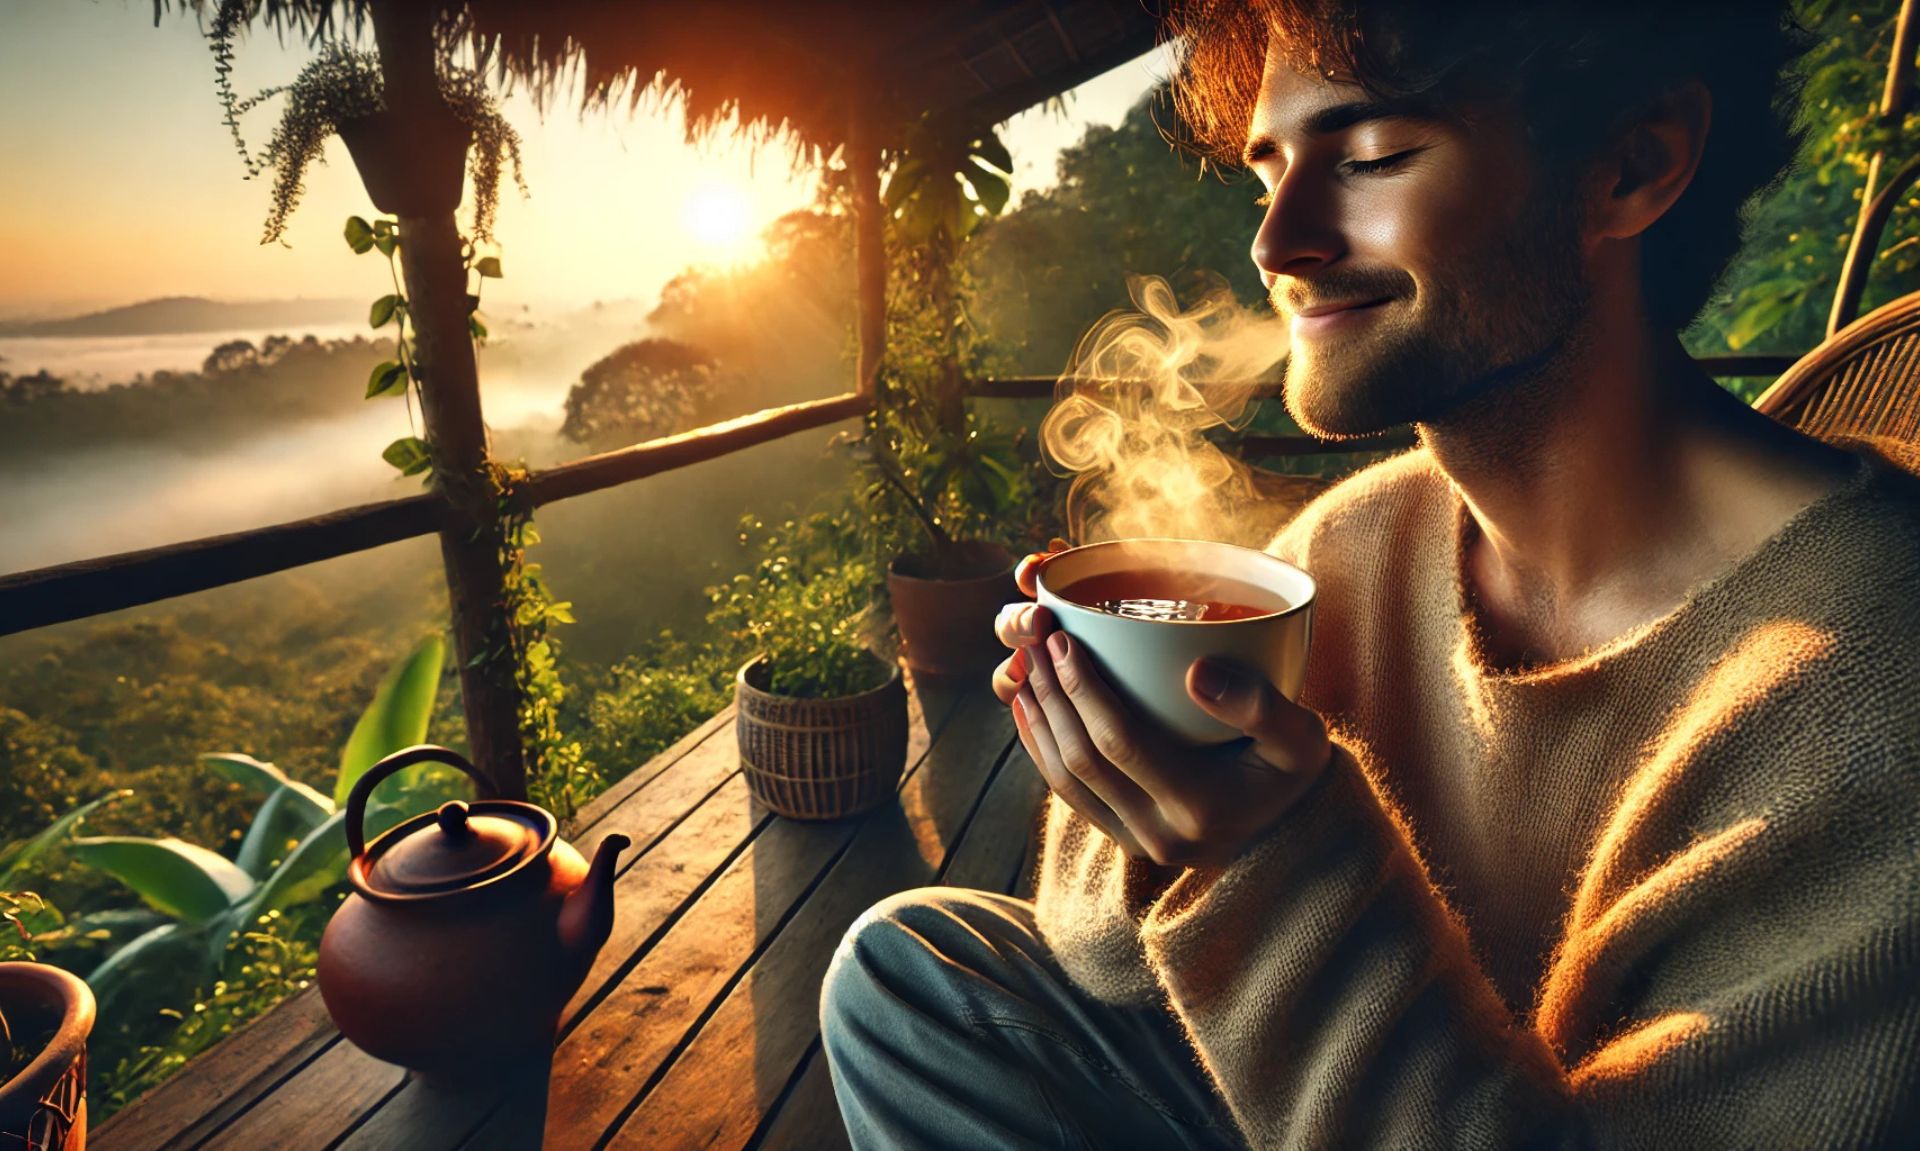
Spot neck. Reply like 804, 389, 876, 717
1421, 310, 1701, 594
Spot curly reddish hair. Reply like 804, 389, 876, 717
1164, 0, 1810, 329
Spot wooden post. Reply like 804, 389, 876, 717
848, 104, 886, 398
1828, 0, 1918, 336
368, 0, 526, 798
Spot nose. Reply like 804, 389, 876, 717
1250, 169, 1343, 290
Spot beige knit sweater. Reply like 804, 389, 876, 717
1033, 440, 1920, 1148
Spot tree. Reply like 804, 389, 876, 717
560, 338, 734, 447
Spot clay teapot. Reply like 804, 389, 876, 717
317, 746, 628, 1080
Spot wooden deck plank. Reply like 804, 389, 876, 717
753, 728, 1033, 1151
197, 1037, 405, 1151
96, 708, 739, 1151
752, 1043, 850, 1151
598, 697, 1017, 1149
571, 707, 736, 836
938, 733, 1039, 893
91, 987, 340, 1151
99, 679, 992, 1151
352, 685, 954, 1150
515, 690, 983, 1148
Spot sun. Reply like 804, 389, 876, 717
683, 180, 755, 256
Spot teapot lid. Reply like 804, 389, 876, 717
362, 800, 554, 898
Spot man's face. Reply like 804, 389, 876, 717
1245, 55, 1590, 437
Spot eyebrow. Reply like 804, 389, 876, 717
1241, 99, 1426, 165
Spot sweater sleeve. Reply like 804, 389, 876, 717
1122, 730, 1920, 1149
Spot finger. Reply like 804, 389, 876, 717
1045, 630, 1181, 802
1015, 687, 1145, 857
1027, 635, 1157, 828
991, 648, 1028, 705
1187, 657, 1330, 776
1015, 541, 1068, 598
994, 603, 1057, 650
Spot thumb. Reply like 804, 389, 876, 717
1186, 657, 1327, 773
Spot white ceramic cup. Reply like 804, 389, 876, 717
1033, 537, 1316, 745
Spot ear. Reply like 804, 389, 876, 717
1590, 81, 1712, 242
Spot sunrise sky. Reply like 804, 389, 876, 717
0, 1, 1171, 321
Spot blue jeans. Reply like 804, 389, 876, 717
820, 887, 1246, 1150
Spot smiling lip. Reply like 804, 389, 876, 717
1292, 297, 1393, 318
1290, 296, 1393, 337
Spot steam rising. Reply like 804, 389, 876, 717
1041, 275, 1289, 544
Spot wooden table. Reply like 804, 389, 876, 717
96, 677, 1039, 1150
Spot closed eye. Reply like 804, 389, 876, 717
1342, 147, 1426, 176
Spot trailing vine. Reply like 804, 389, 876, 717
208, 4, 526, 245
340, 216, 584, 812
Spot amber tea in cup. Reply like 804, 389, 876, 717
1034, 538, 1315, 744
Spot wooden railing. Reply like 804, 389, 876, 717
0, 353, 1802, 639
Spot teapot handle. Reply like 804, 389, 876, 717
344, 744, 490, 860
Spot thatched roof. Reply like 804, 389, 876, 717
168, 1, 1165, 151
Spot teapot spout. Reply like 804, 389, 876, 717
558, 834, 630, 983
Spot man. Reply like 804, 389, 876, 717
821, 1, 1920, 1146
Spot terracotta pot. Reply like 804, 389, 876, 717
336, 109, 469, 218
0, 962, 94, 1151
317, 746, 628, 1083
735, 656, 909, 821
887, 541, 1017, 681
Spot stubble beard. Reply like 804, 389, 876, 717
1278, 191, 1589, 439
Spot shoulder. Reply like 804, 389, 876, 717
1265, 446, 1452, 569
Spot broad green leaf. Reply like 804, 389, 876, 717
963, 157, 1011, 217
201, 753, 335, 815
247, 803, 408, 917
382, 436, 432, 476
469, 313, 489, 342
369, 293, 401, 328
0, 789, 129, 888
335, 634, 446, 807
235, 785, 334, 881
474, 256, 502, 278
366, 360, 407, 399
344, 216, 375, 254
68, 837, 255, 925
969, 132, 1013, 178
372, 232, 398, 257
84, 923, 203, 1011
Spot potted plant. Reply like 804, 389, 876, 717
207, 7, 524, 241
716, 524, 908, 820
857, 116, 1030, 680
0, 800, 120, 1151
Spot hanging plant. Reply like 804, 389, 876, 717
208, 4, 526, 245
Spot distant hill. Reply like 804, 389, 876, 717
0, 296, 363, 337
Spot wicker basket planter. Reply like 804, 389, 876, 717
735, 655, 909, 821
0, 962, 94, 1151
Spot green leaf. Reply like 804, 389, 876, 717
970, 132, 1013, 178
0, 789, 129, 889
366, 360, 408, 399
234, 785, 331, 880
963, 157, 1011, 217
369, 294, 401, 329
67, 837, 255, 925
83, 923, 204, 1012
382, 436, 432, 476
335, 634, 446, 807
474, 256, 502, 278
344, 216, 375, 254
469, 313, 489, 341
201, 753, 335, 814
373, 232, 398, 257
246, 803, 408, 917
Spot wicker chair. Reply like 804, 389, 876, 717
1754, 291, 1920, 460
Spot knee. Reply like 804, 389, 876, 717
820, 887, 978, 1040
